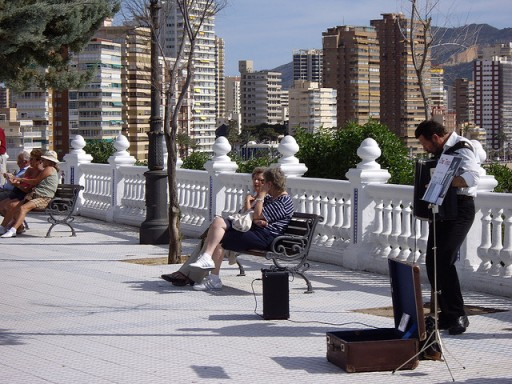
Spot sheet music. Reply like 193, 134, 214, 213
422, 154, 461, 205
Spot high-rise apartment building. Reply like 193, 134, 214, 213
96, 24, 154, 161
479, 42, 512, 61
160, 0, 218, 152
68, 38, 123, 142
11, 89, 54, 153
280, 90, 289, 124
293, 49, 323, 84
502, 61, 512, 149
215, 36, 226, 123
288, 80, 337, 134
474, 58, 512, 150
225, 76, 241, 130
371, 13, 431, 152
453, 78, 475, 129
431, 66, 445, 109
323, 25, 380, 126
0, 86, 12, 109
52, 87, 70, 158
0, 107, 36, 159
239, 60, 283, 127
430, 66, 455, 130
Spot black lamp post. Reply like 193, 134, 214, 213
140, 0, 169, 244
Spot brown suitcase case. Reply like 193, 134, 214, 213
326, 259, 426, 373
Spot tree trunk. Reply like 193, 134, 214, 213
166, 148, 182, 264
168, 205, 181, 264
165, 87, 182, 264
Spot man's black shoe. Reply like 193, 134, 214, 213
448, 315, 469, 335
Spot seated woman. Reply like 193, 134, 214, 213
0, 149, 43, 215
161, 167, 267, 286
189, 167, 294, 291
0, 151, 60, 238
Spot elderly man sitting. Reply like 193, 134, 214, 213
0, 150, 31, 201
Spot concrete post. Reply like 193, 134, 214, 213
344, 138, 391, 270
108, 135, 136, 223
276, 135, 307, 177
204, 137, 238, 221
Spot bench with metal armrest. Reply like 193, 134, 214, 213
25, 184, 84, 237
229, 212, 323, 293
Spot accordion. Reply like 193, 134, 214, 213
413, 159, 458, 221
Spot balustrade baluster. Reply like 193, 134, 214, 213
197, 185, 207, 226
500, 208, 512, 278
341, 194, 352, 242
490, 208, 504, 276
477, 208, 494, 273
398, 203, 412, 261
389, 199, 403, 259
408, 216, 422, 263
316, 195, 329, 247
306, 192, 314, 214
223, 185, 234, 216
333, 197, 345, 246
191, 184, 202, 225
379, 199, 393, 258
372, 199, 384, 244
416, 220, 429, 264
324, 196, 337, 248
298, 192, 307, 213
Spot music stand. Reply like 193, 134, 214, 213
394, 154, 464, 379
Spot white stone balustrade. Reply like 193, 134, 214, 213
8, 134, 511, 298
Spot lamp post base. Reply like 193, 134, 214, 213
140, 169, 169, 244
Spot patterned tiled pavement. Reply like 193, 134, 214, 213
1, 216, 511, 383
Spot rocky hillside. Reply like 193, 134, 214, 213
433, 24, 512, 85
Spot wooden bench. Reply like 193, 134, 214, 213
232, 212, 323, 293
25, 184, 84, 237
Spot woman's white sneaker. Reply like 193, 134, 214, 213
193, 275, 222, 291
189, 253, 215, 269
1, 228, 16, 238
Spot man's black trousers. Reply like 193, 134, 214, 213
426, 198, 475, 323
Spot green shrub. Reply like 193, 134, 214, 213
181, 151, 211, 170
295, 121, 414, 185
484, 163, 512, 193
83, 140, 115, 164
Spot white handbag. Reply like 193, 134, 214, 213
228, 211, 254, 232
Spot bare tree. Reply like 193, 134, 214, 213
399, 0, 480, 119
122, 0, 226, 263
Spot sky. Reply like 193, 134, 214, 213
214, 0, 512, 76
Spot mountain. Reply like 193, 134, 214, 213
433, 24, 512, 64
270, 24, 512, 88
432, 24, 512, 85
271, 62, 294, 90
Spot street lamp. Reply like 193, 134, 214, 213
140, 0, 169, 244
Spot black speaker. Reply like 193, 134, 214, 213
262, 269, 289, 320
414, 158, 459, 221
413, 158, 437, 220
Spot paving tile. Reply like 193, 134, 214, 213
0, 216, 511, 383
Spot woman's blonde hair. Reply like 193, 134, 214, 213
263, 167, 286, 193
251, 167, 266, 178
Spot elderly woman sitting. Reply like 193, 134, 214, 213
189, 167, 294, 291
0, 151, 60, 238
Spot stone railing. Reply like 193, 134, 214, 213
8, 134, 512, 297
